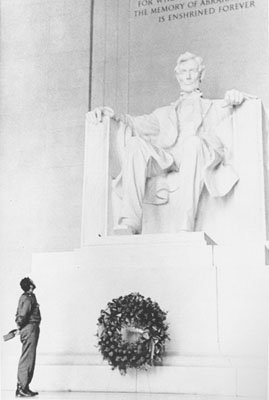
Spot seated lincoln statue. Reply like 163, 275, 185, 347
87, 52, 255, 235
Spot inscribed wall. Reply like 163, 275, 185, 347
91, 0, 269, 114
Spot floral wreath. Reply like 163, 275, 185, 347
97, 292, 169, 374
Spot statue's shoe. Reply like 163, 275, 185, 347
113, 224, 137, 235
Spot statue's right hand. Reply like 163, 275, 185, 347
86, 106, 115, 124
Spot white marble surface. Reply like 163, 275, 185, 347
1, 391, 261, 400
0, 0, 91, 320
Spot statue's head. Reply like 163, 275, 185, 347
175, 52, 205, 93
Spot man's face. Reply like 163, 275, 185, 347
28, 279, 36, 292
28, 284, 35, 293
176, 58, 201, 93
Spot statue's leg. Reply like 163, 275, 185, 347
177, 136, 210, 231
116, 136, 173, 234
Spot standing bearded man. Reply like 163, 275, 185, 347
15, 277, 41, 397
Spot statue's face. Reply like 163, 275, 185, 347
176, 58, 201, 93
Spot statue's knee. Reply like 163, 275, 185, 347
125, 136, 146, 155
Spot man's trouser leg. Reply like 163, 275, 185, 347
119, 136, 173, 233
176, 136, 211, 231
17, 324, 40, 390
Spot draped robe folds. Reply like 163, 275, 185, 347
113, 93, 239, 209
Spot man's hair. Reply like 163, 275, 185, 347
20, 277, 35, 292
174, 52, 205, 80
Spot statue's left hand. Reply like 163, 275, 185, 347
223, 89, 258, 107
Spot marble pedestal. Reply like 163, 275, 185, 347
2, 234, 268, 397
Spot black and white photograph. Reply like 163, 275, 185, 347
1, 1, 269, 399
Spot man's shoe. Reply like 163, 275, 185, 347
15, 387, 32, 397
25, 388, 38, 396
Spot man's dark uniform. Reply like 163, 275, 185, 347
15, 279, 41, 396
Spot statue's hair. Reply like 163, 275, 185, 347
174, 52, 205, 79
20, 277, 35, 292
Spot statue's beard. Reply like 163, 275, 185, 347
180, 82, 200, 93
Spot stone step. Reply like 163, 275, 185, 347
1, 353, 266, 397
0, 391, 264, 400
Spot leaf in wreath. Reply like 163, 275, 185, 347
137, 344, 142, 353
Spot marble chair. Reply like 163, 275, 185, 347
82, 99, 268, 245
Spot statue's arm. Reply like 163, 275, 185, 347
86, 106, 160, 138
118, 112, 160, 139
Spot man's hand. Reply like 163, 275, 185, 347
86, 106, 115, 124
223, 89, 258, 107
